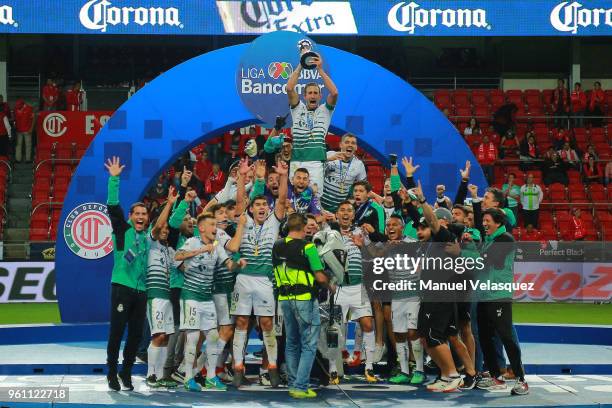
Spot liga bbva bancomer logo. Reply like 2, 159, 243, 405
79, 0, 183, 32
240, 61, 321, 94
64, 203, 113, 260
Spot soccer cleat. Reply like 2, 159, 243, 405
157, 378, 178, 388
329, 371, 340, 385
170, 369, 185, 384
268, 365, 281, 388
459, 373, 479, 390
146, 374, 161, 388
410, 370, 427, 385
389, 372, 412, 384
511, 380, 529, 395
194, 372, 207, 387
118, 371, 134, 391
365, 368, 378, 383
477, 376, 507, 390
184, 378, 202, 392
289, 388, 317, 399
205, 376, 228, 391
107, 374, 120, 392
259, 372, 271, 386
427, 376, 462, 393
232, 364, 248, 388
347, 351, 363, 368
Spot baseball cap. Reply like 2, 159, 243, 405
434, 207, 452, 223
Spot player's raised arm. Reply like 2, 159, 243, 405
287, 63, 302, 108
312, 56, 338, 108
274, 159, 289, 220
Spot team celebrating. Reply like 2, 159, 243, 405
103, 53, 528, 399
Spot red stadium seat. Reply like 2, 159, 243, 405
569, 188, 588, 203
506, 90, 524, 106
471, 90, 488, 106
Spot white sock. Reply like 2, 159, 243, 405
411, 339, 424, 372
363, 330, 376, 370
196, 350, 207, 372
262, 330, 278, 367
184, 330, 199, 380
205, 329, 220, 380
329, 358, 337, 373
147, 344, 160, 377
396, 341, 409, 375
233, 329, 247, 367
216, 339, 228, 368
157, 346, 168, 379
354, 325, 363, 355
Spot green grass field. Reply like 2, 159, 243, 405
0, 302, 611, 326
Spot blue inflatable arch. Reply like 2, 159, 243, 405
56, 40, 487, 323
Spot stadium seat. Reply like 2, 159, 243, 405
506, 90, 524, 106
471, 90, 488, 106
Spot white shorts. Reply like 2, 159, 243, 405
213, 293, 234, 326
290, 160, 324, 197
335, 284, 372, 322
392, 298, 420, 333
179, 299, 217, 331
230, 274, 275, 317
147, 298, 175, 335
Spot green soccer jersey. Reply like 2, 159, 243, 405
179, 237, 229, 302
290, 100, 333, 162
238, 213, 281, 279
321, 152, 367, 212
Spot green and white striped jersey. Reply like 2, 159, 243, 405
238, 213, 281, 279
179, 237, 229, 302
341, 228, 364, 286
321, 152, 367, 212
290, 100, 333, 162
212, 228, 235, 295
146, 234, 180, 300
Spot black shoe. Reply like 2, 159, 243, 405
459, 373, 479, 390
268, 366, 281, 388
118, 371, 134, 391
107, 373, 120, 391
194, 372, 206, 387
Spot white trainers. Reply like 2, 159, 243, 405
511, 379, 529, 395
426, 376, 463, 393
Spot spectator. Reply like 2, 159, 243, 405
519, 133, 539, 170
0, 104, 11, 158
583, 156, 603, 184
552, 128, 571, 150
502, 173, 521, 220
521, 224, 542, 241
149, 174, 168, 201
588, 81, 605, 128
551, 78, 569, 129
583, 144, 599, 162
463, 117, 481, 138
571, 208, 587, 241
570, 82, 587, 128
543, 152, 568, 186
65, 82, 83, 111
544, 146, 556, 161
558, 142, 580, 170
492, 103, 518, 138
0, 94, 10, 119
606, 161, 612, 187
476, 134, 497, 185
249, 126, 266, 156
206, 134, 224, 165
499, 131, 520, 159
520, 174, 544, 227
194, 151, 213, 182
42, 78, 60, 111
223, 129, 246, 170
205, 163, 226, 198
14, 98, 35, 163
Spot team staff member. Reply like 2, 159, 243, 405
272, 213, 332, 399
287, 54, 339, 197
104, 156, 150, 391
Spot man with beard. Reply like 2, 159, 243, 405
175, 213, 236, 392
352, 181, 386, 242
104, 157, 150, 392
288, 168, 322, 217
324, 201, 378, 384
287, 54, 339, 197
231, 158, 289, 388
321, 133, 367, 213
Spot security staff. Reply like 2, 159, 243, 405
272, 213, 332, 399
104, 156, 150, 392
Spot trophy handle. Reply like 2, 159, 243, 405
300, 51, 319, 70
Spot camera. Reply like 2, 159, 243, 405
326, 325, 339, 349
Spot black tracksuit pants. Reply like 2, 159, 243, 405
106, 283, 147, 375
477, 301, 525, 380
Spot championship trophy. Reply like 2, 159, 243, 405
297, 39, 319, 69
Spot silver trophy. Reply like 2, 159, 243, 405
297, 39, 319, 70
